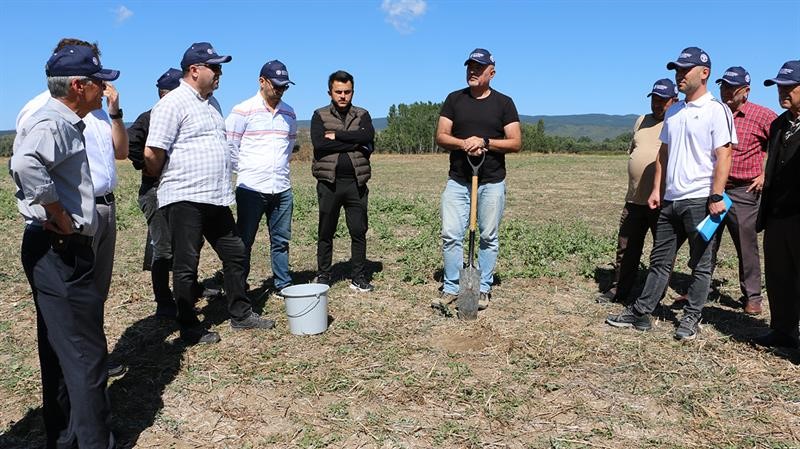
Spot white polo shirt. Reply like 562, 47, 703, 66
660, 92, 737, 201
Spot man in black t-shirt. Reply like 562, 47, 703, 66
433, 48, 522, 312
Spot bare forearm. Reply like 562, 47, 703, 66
486, 136, 521, 154
144, 147, 166, 178
710, 147, 732, 195
111, 119, 129, 159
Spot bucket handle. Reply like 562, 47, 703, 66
286, 297, 322, 319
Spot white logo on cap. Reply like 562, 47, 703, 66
276, 70, 285, 75
655, 85, 667, 90
472, 52, 484, 58
724, 71, 737, 77
489, 55, 495, 63
779, 68, 793, 75
674, 86, 679, 94
92, 57, 99, 66
744, 74, 750, 83
207, 48, 214, 54
680, 52, 691, 59
700, 53, 708, 63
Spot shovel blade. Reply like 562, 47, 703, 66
457, 266, 480, 320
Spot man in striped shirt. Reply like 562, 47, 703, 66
226, 60, 297, 296
712, 67, 777, 315
144, 42, 275, 345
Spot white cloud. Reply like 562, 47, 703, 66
381, 0, 427, 34
115, 5, 133, 24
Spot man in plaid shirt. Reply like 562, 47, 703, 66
713, 67, 777, 315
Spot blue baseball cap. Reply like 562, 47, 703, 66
180, 42, 232, 70
716, 66, 750, 86
764, 60, 800, 86
666, 46, 711, 70
156, 68, 182, 90
260, 60, 294, 86
45, 45, 119, 81
647, 78, 678, 98
464, 48, 495, 66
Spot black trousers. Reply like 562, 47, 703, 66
316, 179, 369, 279
763, 213, 800, 341
164, 201, 252, 329
21, 226, 114, 449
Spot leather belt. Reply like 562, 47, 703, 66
95, 192, 115, 205
49, 232, 93, 248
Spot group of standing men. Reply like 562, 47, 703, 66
602, 47, 800, 348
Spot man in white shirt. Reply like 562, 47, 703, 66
607, 47, 735, 341
226, 60, 297, 295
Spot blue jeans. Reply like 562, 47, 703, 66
236, 187, 293, 289
441, 178, 506, 295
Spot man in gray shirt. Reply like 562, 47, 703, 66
10, 45, 118, 449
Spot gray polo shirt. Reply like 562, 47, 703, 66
10, 97, 97, 236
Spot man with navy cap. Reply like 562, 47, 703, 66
596, 79, 678, 304
708, 66, 777, 315
607, 47, 736, 341
433, 48, 522, 313
10, 44, 118, 449
145, 42, 275, 344
753, 60, 800, 349
127, 68, 183, 319
226, 60, 297, 296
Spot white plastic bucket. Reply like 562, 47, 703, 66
281, 283, 329, 335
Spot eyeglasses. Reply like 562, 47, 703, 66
270, 81, 290, 91
81, 78, 106, 89
195, 63, 222, 73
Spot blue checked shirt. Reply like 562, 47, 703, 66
146, 80, 234, 208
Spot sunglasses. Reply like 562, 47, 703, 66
270, 81, 290, 91
195, 63, 222, 73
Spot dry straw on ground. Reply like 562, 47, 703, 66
1, 153, 798, 449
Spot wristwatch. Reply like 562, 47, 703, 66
109, 109, 123, 120
483, 137, 490, 148
709, 194, 724, 203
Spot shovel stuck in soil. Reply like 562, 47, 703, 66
456, 153, 485, 320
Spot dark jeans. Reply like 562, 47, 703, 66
139, 186, 173, 306
632, 198, 716, 317
608, 202, 659, 302
763, 213, 800, 340
236, 186, 293, 289
316, 178, 369, 279
711, 184, 763, 301
21, 226, 114, 449
164, 201, 252, 328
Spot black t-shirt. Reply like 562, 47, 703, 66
440, 88, 519, 184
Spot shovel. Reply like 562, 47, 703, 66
456, 153, 485, 320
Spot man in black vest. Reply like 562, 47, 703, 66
753, 60, 800, 349
310, 70, 375, 292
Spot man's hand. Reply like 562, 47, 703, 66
462, 136, 484, 152
708, 199, 727, 216
324, 131, 336, 140
43, 202, 74, 235
104, 82, 120, 115
647, 190, 661, 210
747, 174, 764, 193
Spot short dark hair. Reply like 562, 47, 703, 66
53, 38, 101, 58
328, 70, 354, 90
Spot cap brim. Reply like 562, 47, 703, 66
666, 61, 697, 70
648, 92, 676, 98
270, 78, 295, 86
464, 58, 491, 66
716, 79, 747, 86
764, 78, 800, 86
91, 68, 120, 81
207, 55, 232, 64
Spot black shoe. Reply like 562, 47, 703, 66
350, 277, 374, 292
180, 327, 221, 345
751, 331, 799, 349
312, 273, 331, 286
595, 290, 616, 304
155, 301, 177, 319
107, 361, 126, 378
675, 313, 701, 341
202, 286, 222, 298
606, 306, 652, 331
230, 312, 275, 331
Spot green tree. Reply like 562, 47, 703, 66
376, 102, 442, 153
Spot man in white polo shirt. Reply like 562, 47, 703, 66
226, 60, 297, 295
607, 47, 735, 341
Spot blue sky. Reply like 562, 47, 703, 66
1, 0, 798, 131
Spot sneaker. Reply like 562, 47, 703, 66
180, 327, 221, 345
431, 291, 457, 309
606, 306, 652, 331
350, 277, 374, 292
674, 313, 701, 341
312, 273, 331, 286
595, 290, 616, 304
107, 361, 126, 378
230, 312, 276, 331
478, 291, 492, 311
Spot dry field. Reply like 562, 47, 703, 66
0, 153, 798, 449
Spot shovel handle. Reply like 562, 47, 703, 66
469, 174, 478, 232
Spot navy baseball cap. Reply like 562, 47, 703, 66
464, 48, 495, 66
647, 78, 678, 98
260, 60, 294, 86
45, 45, 119, 81
156, 68, 182, 90
666, 47, 711, 70
716, 66, 750, 86
180, 42, 232, 70
764, 60, 800, 86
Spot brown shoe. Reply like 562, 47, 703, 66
744, 298, 763, 315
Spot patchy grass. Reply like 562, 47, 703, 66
0, 153, 798, 448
